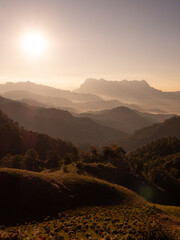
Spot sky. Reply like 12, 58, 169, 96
0, 0, 180, 91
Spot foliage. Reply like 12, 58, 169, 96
0, 110, 78, 171
79, 143, 127, 167
128, 137, 180, 205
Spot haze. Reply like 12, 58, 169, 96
0, 0, 180, 91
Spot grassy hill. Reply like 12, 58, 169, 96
1, 204, 179, 239
0, 168, 145, 225
1, 168, 179, 239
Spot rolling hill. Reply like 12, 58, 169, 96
0, 168, 144, 225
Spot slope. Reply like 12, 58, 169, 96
0, 168, 145, 225
0, 96, 128, 145
121, 116, 180, 151
79, 106, 172, 134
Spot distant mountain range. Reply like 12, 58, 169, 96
2, 89, 136, 113
0, 81, 141, 112
0, 96, 128, 145
79, 106, 173, 134
2, 79, 179, 114
76, 78, 180, 114
0, 79, 179, 150
0, 81, 101, 102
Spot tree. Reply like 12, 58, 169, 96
46, 151, 61, 169
23, 149, 41, 171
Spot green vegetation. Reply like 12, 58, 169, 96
0, 109, 180, 239
0, 110, 78, 171
0, 205, 178, 239
128, 137, 180, 205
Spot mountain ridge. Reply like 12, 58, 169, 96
76, 78, 180, 114
0, 96, 128, 145
79, 106, 173, 134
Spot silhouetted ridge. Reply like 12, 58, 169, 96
79, 106, 172, 134
0, 96, 128, 145
119, 116, 180, 151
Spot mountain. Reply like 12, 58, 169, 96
120, 116, 180, 151
75, 78, 180, 114
0, 81, 101, 103
2, 89, 141, 113
79, 106, 173, 134
0, 96, 128, 145
2, 90, 79, 113
0, 108, 77, 160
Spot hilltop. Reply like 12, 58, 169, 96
0, 168, 144, 225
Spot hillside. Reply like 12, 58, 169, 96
120, 116, 180, 151
0, 168, 179, 239
128, 137, 180, 206
0, 108, 77, 161
0, 96, 128, 145
79, 106, 172, 134
76, 78, 180, 114
0, 168, 144, 225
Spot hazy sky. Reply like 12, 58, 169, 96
0, 0, 180, 91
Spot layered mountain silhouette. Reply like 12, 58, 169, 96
1, 82, 141, 112
79, 106, 173, 134
0, 96, 128, 145
0, 81, 101, 102
76, 78, 180, 114
2, 90, 131, 113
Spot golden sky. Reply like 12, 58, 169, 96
0, 0, 180, 91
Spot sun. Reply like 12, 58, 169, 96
21, 32, 48, 57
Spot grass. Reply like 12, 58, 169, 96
0, 205, 178, 239
0, 167, 179, 239
0, 167, 145, 225
155, 204, 180, 220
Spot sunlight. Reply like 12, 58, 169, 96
21, 32, 48, 57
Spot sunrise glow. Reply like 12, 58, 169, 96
21, 32, 48, 57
